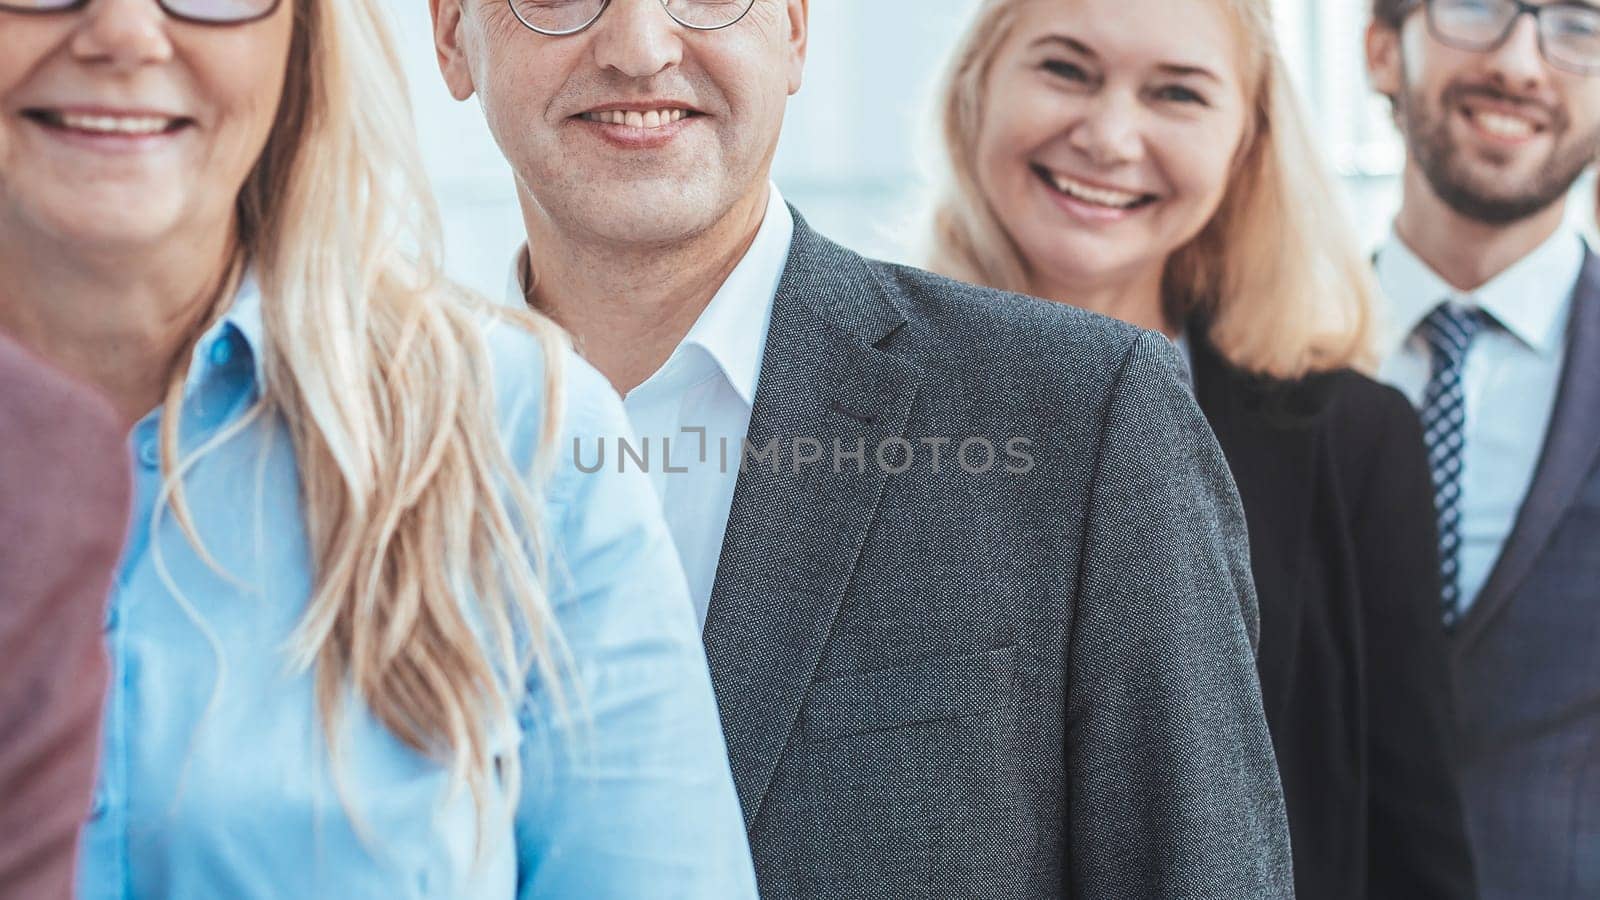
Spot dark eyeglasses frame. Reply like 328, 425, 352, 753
0, 0, 282, 26
507, 0, 756, 37
1408, 0, 1600, 76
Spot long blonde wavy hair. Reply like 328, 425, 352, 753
157, 0, 571, 833
926, 0, 1377, 379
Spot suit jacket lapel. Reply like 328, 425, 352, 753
702, 212, 923, 826
1458, 250, 1600, 648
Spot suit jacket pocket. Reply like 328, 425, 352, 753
799, 644, 1018, 743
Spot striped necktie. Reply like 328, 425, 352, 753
1416, 301, 1494, 627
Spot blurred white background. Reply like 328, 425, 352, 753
393, 1, 1584, 299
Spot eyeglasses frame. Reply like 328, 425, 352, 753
507, 0, 757, 37
1406, 0, 1600, 76
0, 0, 282, 26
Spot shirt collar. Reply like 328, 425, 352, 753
675, 183, 792, 406
129, 274, 264, 436
1376, 225, 1584, 360
183, 272, 265, 396
227, 273, 265, 379
1171, 330, 1195, 392
505, 181, 795, 408
504, 246, 533, 314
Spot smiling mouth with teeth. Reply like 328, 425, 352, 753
1031, 164, 1157, 211
1462, 107, 1542, 142
24, 110, 192, 137
579, 108, 696, 129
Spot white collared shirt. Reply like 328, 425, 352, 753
1171, 330, 1194, 391
509, 183, 795, 626
1375, 226, 1584, 610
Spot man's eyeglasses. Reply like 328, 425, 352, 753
1416, 0, 1600, 75
0, 0, 279, 25
509, 0, 756, 36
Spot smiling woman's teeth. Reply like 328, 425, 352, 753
1045, 170, 1146, 210
58, 113, 174, 136
581, 109, 688, 129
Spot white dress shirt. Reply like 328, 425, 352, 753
510, 184, 795, 626
1375, 226, 1583, 611
1172, 331, 1194, 390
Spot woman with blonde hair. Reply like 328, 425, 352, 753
0, 0, 754, 895
928, 0, 1475, 896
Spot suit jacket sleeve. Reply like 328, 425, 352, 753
1066, 332, 1293, 899
1350, 387, 1477, 900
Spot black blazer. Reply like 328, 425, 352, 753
1190, 330, 1477, 900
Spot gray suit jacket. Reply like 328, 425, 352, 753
702, 212, 1293, 899
1450, 248, 1600, 900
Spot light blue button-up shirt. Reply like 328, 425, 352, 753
1376, 226, 1584, 611
79, 279, 757, 899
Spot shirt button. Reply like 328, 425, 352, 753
89, 791, 108, 820
209, 334, 236, 369
138, 439, 160, 470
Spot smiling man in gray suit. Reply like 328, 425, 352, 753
429, 0, 1291, 895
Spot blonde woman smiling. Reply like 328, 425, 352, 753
0, 0, 754, 896
928, 0, 1476, 897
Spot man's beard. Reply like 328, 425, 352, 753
1396, 73, 1600, 226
